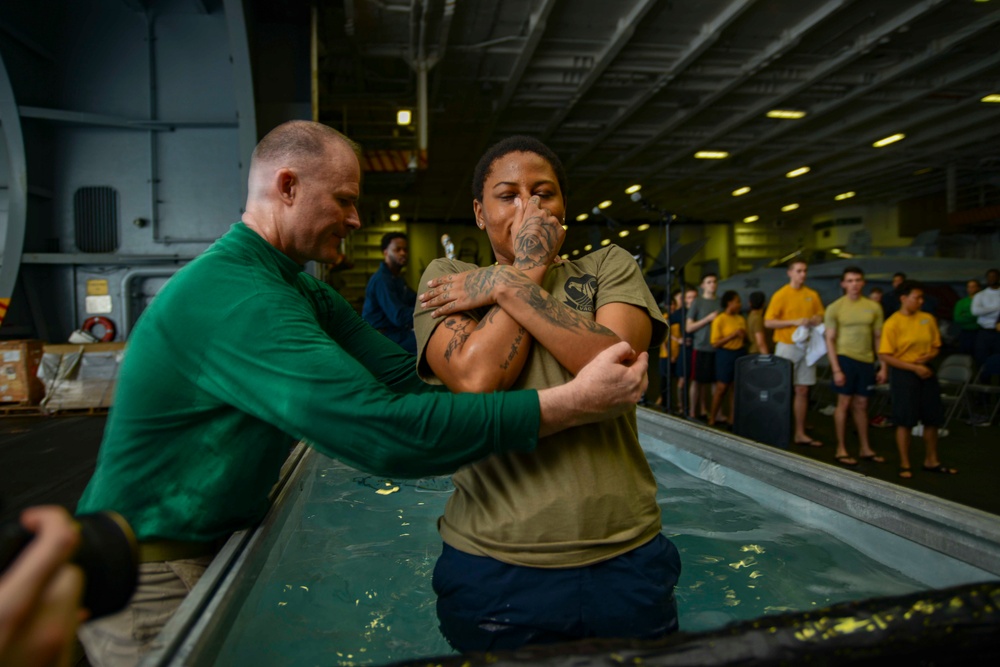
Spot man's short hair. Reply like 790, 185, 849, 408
701, 273, 718, 283
787, 259, 808, 270
869, 287, 883, 296
897, 280, 922, 297
252, 120, 361, 167
381, 232, 407, 251
893, 272, 907, 280
841, 266, 864, 280
987, 268, 1000, 278
472, 135, 568, 203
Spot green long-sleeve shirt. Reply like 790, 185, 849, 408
77, 223, 539, 542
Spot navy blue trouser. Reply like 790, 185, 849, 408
433, 533, 681, 652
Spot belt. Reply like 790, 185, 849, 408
137, 539, 222, 563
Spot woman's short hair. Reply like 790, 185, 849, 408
472, 135, 568, 202
721, 290, 740, 308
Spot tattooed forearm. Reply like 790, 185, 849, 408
513, 216, 559, 270
474, 306, 503, 331
499, 326, 527, 370
442, 316, 472, 362
513, 281, 617, 338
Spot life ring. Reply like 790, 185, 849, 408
81, 316, 116, 342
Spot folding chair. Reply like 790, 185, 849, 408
963, 354, 1000, 428
937, 361, 973, 432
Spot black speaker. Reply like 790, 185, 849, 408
734, 355, 793, 449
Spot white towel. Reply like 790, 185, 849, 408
792, 323, 827, 367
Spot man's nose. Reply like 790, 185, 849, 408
346, 207, 361, 229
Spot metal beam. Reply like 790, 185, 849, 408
0, 49, 27, 313
576, 0, 857, 192
540, 0, 661, 141
564, 0, 757, 166
635, 0, 950, 185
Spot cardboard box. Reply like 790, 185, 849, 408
0, 340, 46, 404
39, 342, 126, 412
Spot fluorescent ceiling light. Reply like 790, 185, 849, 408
766, 109, 806, 119
584, 244, 593, 251
872, 133, 905, 148
601, 239, 611, 246
742, 215, 759, 223
389, 213, 400, 221
786, 166, 810, 178
396, 109, 412, 126
781, 203, 799, 212
981, 94, 1000, 103
598, 200, 612, 209
618, 230, 629, 238
732, 186, 751, 197
834, 191, 856, 201
575, 213, 589, 221
625, 184, 641, 194
561, 254, 569, 260
572, 249, 580, 255
388, 199, 400, 208
637, 223, 650, 232
694, 151, 729, 159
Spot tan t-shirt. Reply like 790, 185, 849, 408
824, 295, 884, 363
413, 245, 667, 568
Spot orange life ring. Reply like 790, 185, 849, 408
81, 316, 116, 342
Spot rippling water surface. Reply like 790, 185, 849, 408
214, 451, 923, 666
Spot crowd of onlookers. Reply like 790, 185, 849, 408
654, 264, 1000, 480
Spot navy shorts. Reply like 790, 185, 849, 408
674, 346, 693, 379
693, 349, 716, 383
433, 533, 682, 652
714, 348, 744, 383
831, 355, 876, 397
889, 368, 944, 429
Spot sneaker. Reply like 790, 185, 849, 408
870, 415, 894, 428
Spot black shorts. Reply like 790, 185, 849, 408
832, 355, 875, 397
693, 349, 716, 383
715, 348, 744, 384
889, 368, 944, 429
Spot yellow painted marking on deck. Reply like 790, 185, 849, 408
376, 486, 400, 495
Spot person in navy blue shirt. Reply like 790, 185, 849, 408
362, 232, 418, 353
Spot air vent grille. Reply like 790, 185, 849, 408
74, 186, 120, 253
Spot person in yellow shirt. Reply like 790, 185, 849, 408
878, 281, 957, 479
709, 291, 747, 428
764, 260, 825, 447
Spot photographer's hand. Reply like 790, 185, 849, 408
0, 506, 85, 667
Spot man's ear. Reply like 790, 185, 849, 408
275, 167, 297, 205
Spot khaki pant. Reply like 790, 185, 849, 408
78, 556, 212, 667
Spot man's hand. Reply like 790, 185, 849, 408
876, 367, 888, 385
511, 196, 565, 272
833, 369, 846, 387
420, 264, 525, 318
537, 341, 649, 437
0, 506, 85, 667
914, 364, 933, 379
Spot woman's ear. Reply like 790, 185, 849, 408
473, 199, 485, 229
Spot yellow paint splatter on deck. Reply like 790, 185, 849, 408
376, 486, 400, 495
741, 544, 765, 554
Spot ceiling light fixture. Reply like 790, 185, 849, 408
625, 184, 642, 194
618, 230, 629, 238
694, 151, 729, 159
732, 186, 751, 197
561, 254, 569, 260
834, 191, 856, 201
981, 94, 1000, 103
572, 249, 580, 255
388, 199, 400, 208
786, 166, 810, 178
743, 215, 759, 223
562, 224, 568, 230
598, 200, 612, 209
601, 239, 611, 246
576, 213, 589, 221
637, 223, 650, 232
781, 203, 800, 212
390, 213, 400, 221
766, 109, 806, 119
872, 133, 905, 148
584, 244, 593, 251
396, 109, 412, 126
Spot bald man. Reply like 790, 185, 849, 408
75, 121, 649, 666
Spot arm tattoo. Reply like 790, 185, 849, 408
513, 216, 558, 270
514, 281, 617, 338
442, 316, 472, 363
474, 306, 502, 331
500, 326, 526, 370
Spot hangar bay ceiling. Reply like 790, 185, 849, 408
313, 0, 1000, 238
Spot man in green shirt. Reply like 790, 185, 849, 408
954, 279, 981, 356
75, 121, 649, 666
